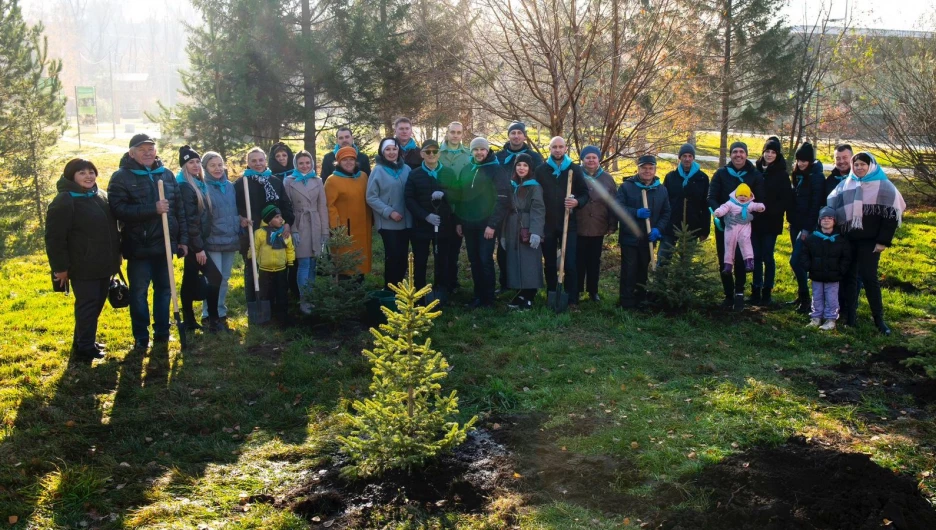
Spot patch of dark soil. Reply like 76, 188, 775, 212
655, 437, 936, 530
487, 414, 642, 515
264, 429, 513, 527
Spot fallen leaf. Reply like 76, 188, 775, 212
65, 420, 76, 428
883, 519, 893, 526
630, 441, 640, 449
115, 483, 126, 490
323, 521, 334, 528
731, 442, 739, 449
584, 367, 597, 374
687, 451, 697, 459
623, 517, 630, 525
513, 472, 522, 479
9, 515, 19, 524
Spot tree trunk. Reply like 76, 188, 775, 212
719, 0, 733, 167
300, 0, 317, 161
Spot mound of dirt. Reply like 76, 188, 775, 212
656, 437, 936, 530
260, 430, 513, 527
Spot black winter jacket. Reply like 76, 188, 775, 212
799, 231, 852, 283
405, 164, 458, 240
825, 167, 847, 198
495, 143, 544, 176
534, 158, 590, 234
234, 174, 294, 230
400, 141, 422, 170
789, 161, 826, 233
107, 154, 188, 259
662, 166, 710, 239
753, 158, 794, 236
178, 177, 210, 254
45, 177, 121, 280
452, 152, 511, 231
707, 160, 765, 214
615, 176, 671, 247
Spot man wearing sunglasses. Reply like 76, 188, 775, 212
404, 140, 459, 302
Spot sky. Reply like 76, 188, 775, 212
21, 0, 935, 31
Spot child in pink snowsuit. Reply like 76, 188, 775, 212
713, 183, 764, 275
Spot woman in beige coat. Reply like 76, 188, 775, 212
284, 150, 329, 314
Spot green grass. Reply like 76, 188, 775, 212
1, 142, 935, 528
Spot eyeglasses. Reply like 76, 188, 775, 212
423, 150, 439, 155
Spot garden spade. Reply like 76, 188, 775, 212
243, 181, 271, 324
548, 169, 574, 313
157, 180, 187, 349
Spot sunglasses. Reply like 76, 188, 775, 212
422, 150, 439, 155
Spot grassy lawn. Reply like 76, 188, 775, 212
1, 145, 934, 529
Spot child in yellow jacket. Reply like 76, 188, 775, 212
256, 205, 295, 321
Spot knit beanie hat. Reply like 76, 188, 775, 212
795, 142, 815, 162
580, 145, 601, 161
507, 121, 526, 135
262, 204, 281, 223
678, 143, 696, 158
469, 137, 490, 150
179, 145, 200, 167
763, 137, 782, 155
336, 146, 357, 161
513, 153, 534, 175
735, 183, 752, 199
818, 206, 836, 222
379, 138, 398, 154
729, 141, 748, 155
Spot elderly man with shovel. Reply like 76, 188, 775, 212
616, 155, 671, 309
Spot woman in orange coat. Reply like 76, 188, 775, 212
324, 146, 373, 274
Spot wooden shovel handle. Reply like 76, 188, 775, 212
558, 169, 574, 283
243, 180, 261, 293
641, 188, 657, 272
157, 180, 180, 313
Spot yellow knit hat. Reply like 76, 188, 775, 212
735, 183, 752, 199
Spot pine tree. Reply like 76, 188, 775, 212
339, 254, 476, 477
0, 0, 64, 230
307, 225, 368, 326
647, 222, 718, 310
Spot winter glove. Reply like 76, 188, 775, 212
431, 191, 444, 201
529, 234, 541, 249
636, 208, 651, 219
649, 228, 661, 242
426, 213, 441, 226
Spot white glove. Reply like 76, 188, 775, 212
529, 234, 541, 249
431, 191, 444, 200
500, 237, 506, 250
426, 213, 441, 226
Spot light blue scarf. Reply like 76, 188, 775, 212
129, 164, 166, 182
399, 138, 418, 152
291, 168, 318, 186
205, 176, 228, 194
268, 225, 285, 245
69, 189, 97, 198
546, 155, 572, 177
176, 170, 207, 195
421, 162, 442, 179
730, 197, 750, 220
584, 168, 605, 182
634, 178, 661, 190
812, 230, 838, 242
677, 162, 700, 187
502, 146, 529, 165
725, 165, 747, 182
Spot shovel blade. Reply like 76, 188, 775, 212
547, 289, 569, 313
247, 300, 272, 324
174, 311, 188, 349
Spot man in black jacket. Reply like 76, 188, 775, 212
661, 143, 710, 263
707, 141, 765, 312
395, 117, 422, 170
534, 136, 589, 306
405, 140, 458, 300
825, 143, 852, 197
108, 134, 189, 350
321, 126, 372, 181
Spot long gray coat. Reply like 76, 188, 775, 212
284, 175, 329, 258
502, 181, 546, 289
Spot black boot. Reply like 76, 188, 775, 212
760, 288, 772, 306
795, 291, 811, 314
733, 293, 745, 312
183, 309, 202, 332
207, 317, 220, 334
747, 288, 762, 305
874, 315, 891, 336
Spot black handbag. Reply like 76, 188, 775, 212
108, 269, 131, 309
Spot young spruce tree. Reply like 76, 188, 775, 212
306, 225, 367, 325
339, 254, 476, 477
647, 221, 717, 310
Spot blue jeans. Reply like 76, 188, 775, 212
203, 251, 236, 319
127, 256, 171, 342
464, 227, 496, 305
751, 233, 778, 289
789, 230, 809, 294
297, 257, 317, 295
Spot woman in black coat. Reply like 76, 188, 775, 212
787, 142, 826, 313
751, 137, 793, 306
45, 159, 121, 361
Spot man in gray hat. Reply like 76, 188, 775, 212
107, 133, 189, 350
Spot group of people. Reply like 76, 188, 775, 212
44, 120, 906, 362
